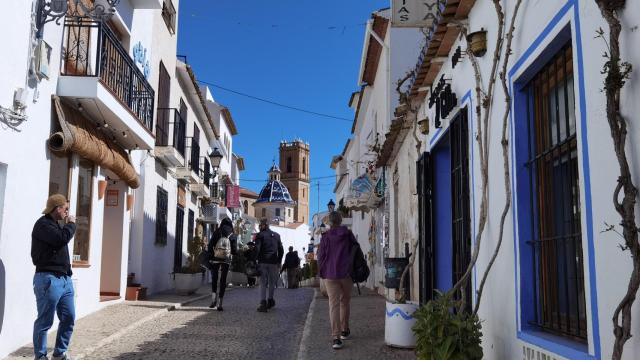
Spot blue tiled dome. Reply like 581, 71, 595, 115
256, 164, 295, 204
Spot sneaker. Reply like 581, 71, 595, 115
340, 329, 351, 340
36, 356, 49, 360
52, 353, 73, 360
267, 298, 275, 309
257, 300, 268, 312
332, 338, 344, 349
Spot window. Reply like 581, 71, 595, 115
48, 152, 71, 198
523, 44, 586, 341
187, 209, 195, 243
288, 208, 291, 218
174, 206, 184, 271
286, 157, 292, 173
155, 187, 168, 245
243, 200, 249, 214
302, 188, 305, 199
191, 125, 200, 175
302, 157, 306, 174
155, 62, 170, 146
262, 208, 266, 217
73, 158, 94, 262
161, 0, 176, 34
276, 208, 281, 217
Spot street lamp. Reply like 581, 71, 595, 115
327, 199, 335, 212
208, 147, 224, 174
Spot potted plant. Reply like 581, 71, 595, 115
384, 242, 419, 348
173, 235, 206, 295
412, 292, 483, 359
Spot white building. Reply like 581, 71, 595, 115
335, 0, 640, 359
0, 0, 173, 357
332, 8, 423, 292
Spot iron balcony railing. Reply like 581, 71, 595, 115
61, 19, 155, 131
156, 108, 186, 157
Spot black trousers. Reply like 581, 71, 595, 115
211, 263, 230, 298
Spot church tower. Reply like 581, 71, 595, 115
279, 139, 310, 223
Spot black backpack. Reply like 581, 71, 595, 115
350, 241, 370, 284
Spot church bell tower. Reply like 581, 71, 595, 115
279, 139, 310, 223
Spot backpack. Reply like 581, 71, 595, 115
350, 241, 370, 284
213, 236, 231, 261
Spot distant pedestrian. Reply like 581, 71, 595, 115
31, 194, 77, 360
317, 212, 355, 350
207, 217, 237, 311
255, 218, 283, 312
244, 240, 258, 287
281, 246, 301, 289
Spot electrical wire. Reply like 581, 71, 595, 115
197, 80, 353, 122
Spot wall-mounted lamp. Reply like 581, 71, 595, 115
327, 199, 335, 212
467, 29, 488, 57
208, 147, 224, 177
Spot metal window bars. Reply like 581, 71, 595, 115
524, 43, 587, 342
61, 19, 154, 130
156, 108, 186, 157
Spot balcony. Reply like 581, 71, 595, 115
154, 108, 186, 168
175, 138, 200, 184
57, 19, 155, 150
190, 183, 209, 197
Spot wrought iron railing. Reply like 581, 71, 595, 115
156, 108, 186, 157
61, 19, 155, 131
189, 138, 200, 176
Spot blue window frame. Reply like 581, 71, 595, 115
515, 39, 587, 344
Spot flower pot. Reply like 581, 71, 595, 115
98, 180, 108, 200
467, 30, 487, 57
173, 272, 204, 295
125, 286, 147, 301
385, 301, 419, 348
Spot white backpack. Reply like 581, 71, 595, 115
214, 236, 231, 260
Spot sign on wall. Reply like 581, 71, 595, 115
391, 0, 442, 28
106, 189, 119, 207
226, 185, 240, 209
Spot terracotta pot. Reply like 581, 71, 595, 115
127, 193, 134, 210
98, 180, 107, 200
467, 30, 487, 57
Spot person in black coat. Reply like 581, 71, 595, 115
31, 194, 77, 360
281, 247, 301, 289
207, 217, 236, 310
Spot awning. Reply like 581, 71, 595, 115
49, 96, 140, 188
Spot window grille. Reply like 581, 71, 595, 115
156, 187, 168, 245
174, 206, 184, 271
525, 44, 586, 341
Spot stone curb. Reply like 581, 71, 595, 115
296, 288, 317, 360
73, 292, 211, 360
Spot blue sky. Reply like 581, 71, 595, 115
177, 0, 388, 222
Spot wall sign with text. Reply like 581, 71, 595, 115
391, 0, 443, 28
429, 76, 458, 128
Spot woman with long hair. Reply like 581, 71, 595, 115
207, 217, 236, 311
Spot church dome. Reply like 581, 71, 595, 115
255, 164, 296, 204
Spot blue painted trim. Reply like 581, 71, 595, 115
429, 128, 443, 146
518, 331, 595, 360
507, 0, 600, 358
573, 2, 600, 357
386, 307, 415, 320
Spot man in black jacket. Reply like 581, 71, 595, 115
31, 194, 76, 360
255, 218, 283, 312
281, 247, 300, 289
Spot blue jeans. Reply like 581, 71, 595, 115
33, 272, 75, 359
259, 264, 279, 301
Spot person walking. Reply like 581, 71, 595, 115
31, 194, 77, 360
317, 211, 355, 350
255, 218, 283, 312
281, 246, 300, 289
207, 217, 236, 311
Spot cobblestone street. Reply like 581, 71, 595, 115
84, 287, 312, 360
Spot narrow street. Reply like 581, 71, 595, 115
83, 288, 313, 360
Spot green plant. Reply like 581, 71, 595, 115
309, 259, 318, 278
177, 235, 206, 274
413, 292, 483, 360
302, 263, 311, 280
